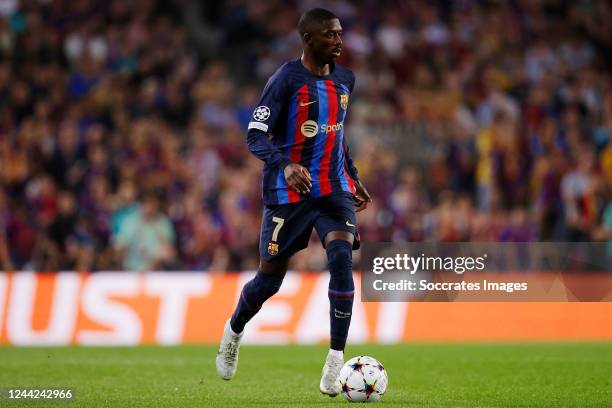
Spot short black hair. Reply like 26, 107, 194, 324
297, 8, 339, 36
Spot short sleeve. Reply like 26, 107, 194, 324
248, 67, 289, 133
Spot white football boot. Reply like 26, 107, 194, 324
319, 352, 343, 396
216, 320, 243, 380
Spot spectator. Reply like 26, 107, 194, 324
113, 191, 176, 271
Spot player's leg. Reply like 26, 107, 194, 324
216, 257, 289, 380
217, 201, 314, 380
229, 257, 289, 334
324, 230, 355, 355
319, 231, 354, 396
314, 192, 360, 396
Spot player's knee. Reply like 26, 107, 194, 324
326, 239, 352, 267
254, 270, 284, 296
326, 239, 353, 284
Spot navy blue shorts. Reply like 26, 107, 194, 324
259, 192, 360, 261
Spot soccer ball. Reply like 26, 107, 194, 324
338, 355, 388, 402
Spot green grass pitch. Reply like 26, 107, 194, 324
1, 343, 611, 407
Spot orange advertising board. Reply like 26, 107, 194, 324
1, 272, 612, 345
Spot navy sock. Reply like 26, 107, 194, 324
230, 271, 283, 333
326, 239, 354, 351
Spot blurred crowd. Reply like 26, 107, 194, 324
0, 0, 611, 272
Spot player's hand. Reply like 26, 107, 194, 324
284, 163, 312, 194
353, 180, 371, 212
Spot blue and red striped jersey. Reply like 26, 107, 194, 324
247, 59, 359, 205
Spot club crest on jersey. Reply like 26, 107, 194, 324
340, 94, 349, 110
267, 242, 279, 256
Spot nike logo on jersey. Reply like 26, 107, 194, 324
346, 221, 355, 227
299, 100, 317, 107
